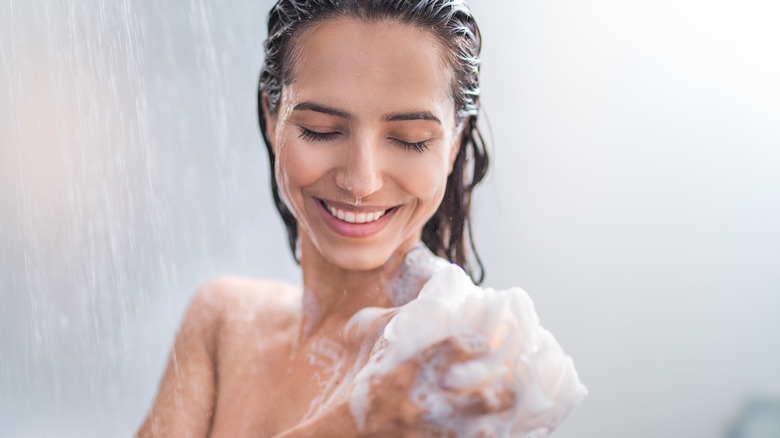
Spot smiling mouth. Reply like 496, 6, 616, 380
319, 200, 394, 224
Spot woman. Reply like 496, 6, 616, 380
138, 1, 584, 436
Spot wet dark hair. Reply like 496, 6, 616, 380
257, 0, 489, 283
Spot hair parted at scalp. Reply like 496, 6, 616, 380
257, 0, 489, 283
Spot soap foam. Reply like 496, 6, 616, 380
388, 243, 451, 307
302, 337, 347, 420
350, 256, 587, 437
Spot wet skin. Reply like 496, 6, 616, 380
137, 19, 514, 437
266, 18, 462, 276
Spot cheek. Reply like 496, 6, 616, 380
278, 147, 319, 187
275, 137, 334, 213
393, 150, 452, 208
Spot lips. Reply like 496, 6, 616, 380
315, 198, 397, 238
322, 201, 389, 224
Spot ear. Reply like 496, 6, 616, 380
447, 116, 469, 175
261, 92, 278, 154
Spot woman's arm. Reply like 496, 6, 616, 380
274, 335, 516, 438
136, 286, 222, 438
271, 401, 358, 438
270, 361, 421, 438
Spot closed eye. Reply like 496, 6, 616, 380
391, 138, 429, 153
298, 127, 339, 142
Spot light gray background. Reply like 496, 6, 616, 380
1, 0, 779, 437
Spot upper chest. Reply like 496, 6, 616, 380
208, 319, 370, 436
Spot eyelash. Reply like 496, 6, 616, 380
298, 128, 339, 142
298, 127, 429, 153
391, 139, 429, 153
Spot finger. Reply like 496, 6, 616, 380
366, 362, 425, 431
419, 331, 489, 370
409, 422, 458, 438
381, 359, 419, 392
397, 399, 425, 428
451, 385, 518, 416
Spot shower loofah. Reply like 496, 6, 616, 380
350, 262, 587, 437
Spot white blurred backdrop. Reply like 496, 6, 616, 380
1, 0, 779, 437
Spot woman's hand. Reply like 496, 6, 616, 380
359, 332, 518, 437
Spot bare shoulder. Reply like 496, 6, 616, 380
195, 275, 302, 337
171, 274, 302, 361
137, 276, 299, 437
137, 275, 300, 437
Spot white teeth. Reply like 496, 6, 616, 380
324, 202, 387, 224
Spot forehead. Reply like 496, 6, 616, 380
286, 18, 455, 118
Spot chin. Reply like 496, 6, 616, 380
321, 244, 395, 272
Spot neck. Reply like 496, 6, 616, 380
297, 236, 437, 343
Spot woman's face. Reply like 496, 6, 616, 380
265, 18, 462, 271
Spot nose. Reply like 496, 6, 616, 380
335, 141, 383, 199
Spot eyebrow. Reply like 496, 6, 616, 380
292, 101, 441, 124
384, 111, 441, 124
293, 102, 352, 119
